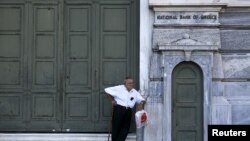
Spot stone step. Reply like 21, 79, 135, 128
0, 133, 136, 141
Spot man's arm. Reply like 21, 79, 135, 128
135, 91, 146, 111
104, 85, 119, 96
107, 94, 117, 106
105, 86, 120, 106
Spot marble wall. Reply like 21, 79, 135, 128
219, 7, 250, 125
141, 2, 250, 141
221, 31, 250, 50
222, 55, 250, 79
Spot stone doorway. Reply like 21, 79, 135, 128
172, 62, 203, 141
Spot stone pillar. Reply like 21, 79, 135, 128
144, 53, 164, 141
211, 52, 232, 124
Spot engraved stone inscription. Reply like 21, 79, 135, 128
155, 12, 219, 25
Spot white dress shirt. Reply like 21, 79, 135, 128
104, 85, 145, 108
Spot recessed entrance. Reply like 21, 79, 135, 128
172, 62, 203, 141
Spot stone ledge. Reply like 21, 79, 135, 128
158, 45, 219, 51
149, 0, 250, 7
154, 23, 221, 27
153, 6, 224, 12
149, 2, 227, 7
0, 133, 136, 141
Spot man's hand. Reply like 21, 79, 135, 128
107, 95, 116, 106
111, 100, 117, 106
137, 102, 144, 111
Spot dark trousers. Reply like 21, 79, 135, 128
112, 105, 132, 141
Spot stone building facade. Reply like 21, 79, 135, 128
140, 0, 250, 141
1, 0, 250, 141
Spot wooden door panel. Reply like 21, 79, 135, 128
97, 3, 136, 132
65, 94, 91, 120
102, 7, 128, 32
31, 95, 56, 119
31, 5, 58, 89
68, 62, 89, 85
103, 35, 127, 59
36, 8, 55, 32
0, 5, 24, 89
0, 35, 21, 58
0, 94, 25, 131
69, 8, 89, 32
0, 3, 25, 131
36, 35, 55, 58
172, 63, 203, 141
176, 107, 197, 126
0, 7, 21, 31
0, 61, 21, 85
27, 3, 60, 131
69, 35, 89, 59
63, 93, 93, 131
176, 84, 197, 103
65, 5, 92, 91
64, 4, 94, 132
103, 62, 127, 85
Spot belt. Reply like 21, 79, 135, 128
116, 104, 132, 110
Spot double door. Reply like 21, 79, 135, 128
0, 0, 138, 132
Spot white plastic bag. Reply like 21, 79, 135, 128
135, 110, 149, 128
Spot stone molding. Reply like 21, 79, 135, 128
149, 0, 250, 7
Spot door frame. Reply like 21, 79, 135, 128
162, 52, 213, 141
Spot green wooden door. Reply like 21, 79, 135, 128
0, 3, 26, 131
172, 62, 203, 141
0, 0, 138, 132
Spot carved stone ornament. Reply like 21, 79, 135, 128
158, 33, 219, 51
